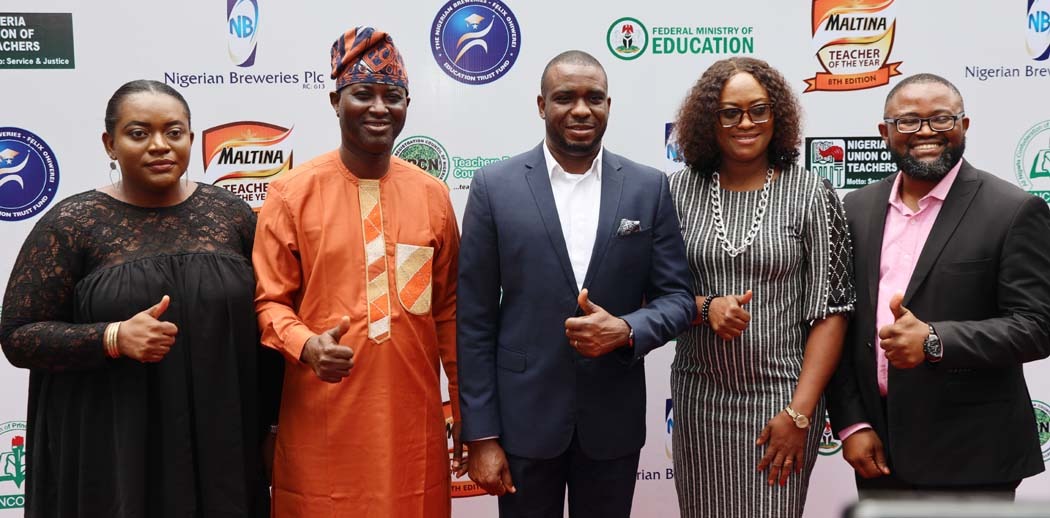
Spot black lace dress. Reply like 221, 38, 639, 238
0, 184, 272, 517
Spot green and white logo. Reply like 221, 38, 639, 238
0, 421, 26, 510
1034, 400, 1050, 463
394, 135, 450, 182
817, 413, 842, 456
607, 17, 648, 60
1014, 120, 1050, 203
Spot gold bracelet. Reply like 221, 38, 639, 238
104, 322, 122, 359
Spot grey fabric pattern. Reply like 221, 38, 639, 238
667, 165, 855, 518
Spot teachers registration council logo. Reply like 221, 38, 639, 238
431, 0, 520, 85
1014, 120, 1050, 202
394, 136, 450, 183
0, 127, 59, 222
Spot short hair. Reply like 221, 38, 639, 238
883, 73, 965, 113
539, 50, 607, 96
674, 57, 802, 175
104, 80, 191, 134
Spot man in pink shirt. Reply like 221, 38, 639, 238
827, 73, 1050, 498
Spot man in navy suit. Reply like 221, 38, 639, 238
457, 50, 694, 517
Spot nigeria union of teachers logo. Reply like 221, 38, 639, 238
431, 0, 520, 85
0, 127, 60, 222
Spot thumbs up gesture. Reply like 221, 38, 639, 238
300, 316, 356, 383
707, 290, 753, 341
564, 289, 632, 358
877, 293, 927, 369
116, 295, 179, 363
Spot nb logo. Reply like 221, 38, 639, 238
229, 15, 255, 38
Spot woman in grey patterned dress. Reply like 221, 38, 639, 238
667, 57, 855, 517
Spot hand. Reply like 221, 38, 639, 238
842, 429, 891, 479
565, 289, 631, 358
299, 316, 355, 383
451, 421, 468, 477
755, 411, 807, 486
878, 293, 927, 369
467, 438, 516, 496
708, 290, 753, 341
117, 295, 178, 363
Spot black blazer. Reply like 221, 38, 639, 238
457, 144, 694, 460
827, 160, 1050, 485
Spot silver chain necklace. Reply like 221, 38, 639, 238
709, 167, 774, 257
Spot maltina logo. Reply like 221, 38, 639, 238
201, 121, 292, 210
227, 0, 259, 67
805, 0, 902, 92
444, 401, 485, 498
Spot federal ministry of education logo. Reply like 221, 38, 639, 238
227, 0, 259, 67
1033, 400, 1050, 463
394, 135, 450, 182
1014, 119, 1050, 203
0, 127, 59, 222
607, 17, 648, 60
1029, 0, 1050, 61
431, 0, 520, 85
0, 421, 26, 509
817, 414, 843, 456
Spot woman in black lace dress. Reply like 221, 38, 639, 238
0, 80, 274, 517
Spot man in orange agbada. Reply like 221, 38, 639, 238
253, 26, 463, 517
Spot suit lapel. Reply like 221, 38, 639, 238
864, 176, 895, 312
903, 163, 981, 305
581, 150, 624, 289
524, 143, 579, 294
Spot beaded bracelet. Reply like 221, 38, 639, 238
700, 294, 719, 326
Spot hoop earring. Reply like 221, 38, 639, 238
108, 160, 119, 186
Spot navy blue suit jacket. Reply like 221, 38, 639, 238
457, 144, 694, 460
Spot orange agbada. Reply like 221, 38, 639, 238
254, 150, 460, 517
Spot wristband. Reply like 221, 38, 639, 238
700, 294, 719, 326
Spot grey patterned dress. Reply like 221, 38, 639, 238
667, 165, 855, 518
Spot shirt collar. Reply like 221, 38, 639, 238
888, 158, 963, 213
544, 140, 603, 181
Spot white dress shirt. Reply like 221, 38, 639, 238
543, 141, 603, 292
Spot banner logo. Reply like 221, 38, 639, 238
0, 421, 26, 509
817, 414, 843, 456
394, 136, 451, 182
0, 13, 75, 69
805, 136, 896, 189
607, 17, 648, 60
431, 0, 520, 85
201, 121, 292, 210
1034, 400, 1050, 463
0, 127, 59, 221
1014, 120, 1050, 203
227, 0, 259, 67
805, 0, 902, 92
1030, 0, 1050, 61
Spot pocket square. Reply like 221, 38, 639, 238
616, 219, 641, 236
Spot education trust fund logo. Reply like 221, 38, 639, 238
444, 401, 485, 498
394, 136, 451, 183
227, 0, 259, 67
1033, 400, 1050, 463
201, 121, 293, 210
431, 0, 520, 85
1014, 119, 1050, 203
804, 0, 902, 92
0, 127, 59, 222
1029, 0, 1050, 61
0, 421, 26, 510
607, 17, 648, 60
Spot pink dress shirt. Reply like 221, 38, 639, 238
839, 160, 961, 440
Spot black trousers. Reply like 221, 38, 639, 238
497, 431, 640, 518
856, 472, 1020, 500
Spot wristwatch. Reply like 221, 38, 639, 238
923, 324, 943, 363
783, 406, 810, 429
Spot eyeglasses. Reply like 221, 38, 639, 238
716, 103, 774, 128
883, 113, 965, 134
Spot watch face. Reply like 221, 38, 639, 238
795, 415, 810, 429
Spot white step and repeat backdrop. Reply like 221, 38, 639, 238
2, 0, 1049, 516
